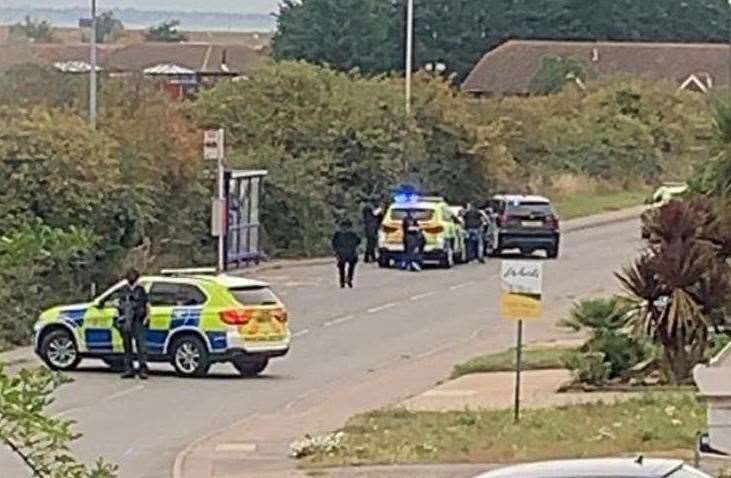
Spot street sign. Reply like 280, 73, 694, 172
203, 129, 225, 161
499, 259, 544, 423
79, 18, 93, 28
500, 260, 543, 319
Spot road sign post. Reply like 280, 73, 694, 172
204, 129, 226, 272
500, 260, 544, 423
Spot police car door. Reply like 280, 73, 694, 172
83, 283, 124, 354
147, 281, 208, 355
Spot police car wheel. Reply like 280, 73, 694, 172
233, 357, 269, 377
170, 336, 210, 377
41, 329, 80, 371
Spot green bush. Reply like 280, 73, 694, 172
0, 365, 117, 477
560, 297, 652, 384
564, 352, 611, 385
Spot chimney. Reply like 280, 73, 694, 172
591, 48, 599, 62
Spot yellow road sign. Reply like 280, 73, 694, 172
501, 292, 542, 319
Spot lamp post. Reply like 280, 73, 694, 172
89, 0, 97, 129
405, 0, 414, 115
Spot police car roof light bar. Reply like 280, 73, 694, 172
160, 267, 218, 277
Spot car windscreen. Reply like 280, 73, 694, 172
230, 287, 279, 306
506, 202, 553, 216
390, 208, 434, 221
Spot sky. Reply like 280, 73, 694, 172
4, 0, 281, 14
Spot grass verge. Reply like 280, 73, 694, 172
451, 346, 573, 379
300, 393, 703, 468
553, 190, 647, 220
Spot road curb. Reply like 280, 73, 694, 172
0, 346, 34, 367
562, 205, 644, 234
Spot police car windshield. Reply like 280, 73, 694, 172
390, 208, 434, 221
506, 202, 552, 216
230, 287, 278, 306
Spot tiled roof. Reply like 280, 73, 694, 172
462, 40, 731, 95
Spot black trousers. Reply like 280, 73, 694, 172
364, 234, 378, 262
120, 320, 148, 372
337, 259, 357, 286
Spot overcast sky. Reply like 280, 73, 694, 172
5, 0, 281, 14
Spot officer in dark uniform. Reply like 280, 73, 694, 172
362, 204, 382, 263
117, 269, 150, 379
401, 211, 422, 272
332, 220, 361, 288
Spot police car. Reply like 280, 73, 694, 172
33, 269, 290, 377
377, 195, 466, 268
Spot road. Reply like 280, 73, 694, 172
0, 218, 641, 478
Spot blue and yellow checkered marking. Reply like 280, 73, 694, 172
60, 309, 86, 329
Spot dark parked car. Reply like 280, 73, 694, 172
474, 458, 711, 478
488, 194, 560, 259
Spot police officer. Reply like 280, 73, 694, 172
332, 220, 361, 288
402, 211, 422, 272
362, 204, 382, 263
117, 268, 150, 379
463, 203, 486, 263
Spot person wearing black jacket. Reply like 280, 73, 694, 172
362, 204, 382, 263
332, 220, 361, 288
116, 269, 151, 379
401, 211, 422, 272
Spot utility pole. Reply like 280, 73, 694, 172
89, 0, 97, 129
405, 0, 414, 115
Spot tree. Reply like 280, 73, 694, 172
618, 198, 731, 383
273, 0, 730, 81
528, 55, 590, 94
197, 63, 493, 256
0, 365, 117, 477
273, 0, 401, 74
94, 10, 125, 44
9, 15, 55, 43
145, 19, 187, 42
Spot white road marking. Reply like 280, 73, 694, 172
410, 291, 436, 301
367, 303, 398, 314
323, 315, 355, 328
107, 384, 145, 401
56, 384, 145, 417
215, 443, 257, 453
449, 281, 476, 291
292, 329, 310, 338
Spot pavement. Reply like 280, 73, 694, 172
0, 208, 643, 478
402, 369, 632, 412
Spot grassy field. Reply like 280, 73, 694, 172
553, 189, 648, 220
451, 345, 573, 379
301, 393, 703, 468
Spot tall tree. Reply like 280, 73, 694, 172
94, 10, 125, 44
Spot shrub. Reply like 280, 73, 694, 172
560, 297, 652, 384
0, 365, 117, 477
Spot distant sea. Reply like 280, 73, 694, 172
0, 7, 275, 32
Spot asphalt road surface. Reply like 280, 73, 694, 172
0, 218, 641, 478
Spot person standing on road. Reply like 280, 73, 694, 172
116, 268, 150, 380
332, 219, 361, 288
401, 211, 422, 272
462, 203, 486, 263
362, 204, 382, 264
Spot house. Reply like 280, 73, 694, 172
694, 342, 731, 457
0, 41, 266, 98
462, 40, 731, 96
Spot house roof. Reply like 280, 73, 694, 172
462, 40, 731, 95
0, 41, 265, 76
106, 42, 264, 74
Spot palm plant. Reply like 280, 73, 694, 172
618, 198, 730, 383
